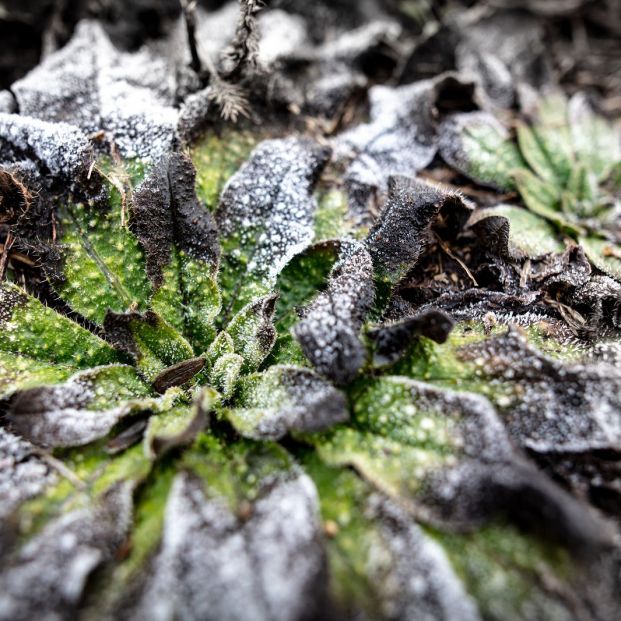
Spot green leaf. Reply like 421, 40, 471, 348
517, 123, 564, 186
86, 460, 176, 614
143, 389, 214, 459
131, 152, 221, 353
0, 281, 121, 369
191, 127, 262, 212
268, 241, 341, 366
468, 205, 565, 258
313, 188, 354, 241
55, 187, 151, 325
225, 294, 277, 372
438, 111, 525, 191
103, 311, 195, 382
313, 371, 606, 549
304, 454, 480, 621
314, 426, 452, 501
568, 93, 621, 180
578, 235, 621, 281
512, 168, 581, 233
306, 453, 579, 621
0, 351, 73, 399
273, 241, 341, 334
209, 352, 244, 398
432, 523, 573, 621
519, 93, 574, 187
565, 162, 599, 205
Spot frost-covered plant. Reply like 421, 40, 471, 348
439, 93, 621, 278
1, 5, 621, 621
0, 125, 619, 620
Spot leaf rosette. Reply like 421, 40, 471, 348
0, 6, 620, 621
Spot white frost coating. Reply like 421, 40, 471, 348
8, 379, 121, 448
195, 2, 240, 61
463, 328, 621, 454
260, 17, 399, 116
0, 428, 55, 519
313, 21, 401, 61
7, 366, 160, 448
258, 10, 308, 66
456, 9, 548, 92
294, 240, 374, 384
133, 471, 325, 621
369, 495, 482, 621
0, 483, 133, 621
231, 366, 348, 439
11, 20, 178, 160
335, 78, 441, 215
217, 136, 329, 284
0, 112, 91, 177
246, 472, 325, 621
133, 473, 262, 621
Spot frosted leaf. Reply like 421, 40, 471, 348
531, 245, 592, 292
368, 309, 455, 366
217, 136, 330, 312
131, 151, 223, 351
130, 470, 326, 621
0, 113, 93, 178
10, 20, 179, 160
194, 2, 240, 62
6, 365, 159, 448
132, 151, 220, 287
438, 111, 524, 191
294, 240, 374, 384
366, 176, 473, 282
454, 9, 552, 107
103, 311, 195, 382
263, 19, 400, 115
568, 93, 621, 180
459, 327, 621, 454
367, 495, 481, 621
257, 10, 308, 67
572, 275, 621, 330
0, 482, 133, 621
336, 75, 461, 217
224, 294, 278, 372
456, 46, 514, 109
0, 281, 121, 399
579, 235, 621, 282
228, 365, 349, 439
144, 395, 212, 460
317, 376, 608, 547
397, 289, 546, 326
0, 428, 55, 521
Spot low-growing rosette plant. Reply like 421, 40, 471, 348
0, 126, 619, 621
1, 5, 621, 619
439, 92, 621, 278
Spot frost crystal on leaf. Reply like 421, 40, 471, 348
10, 21, 179, 160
